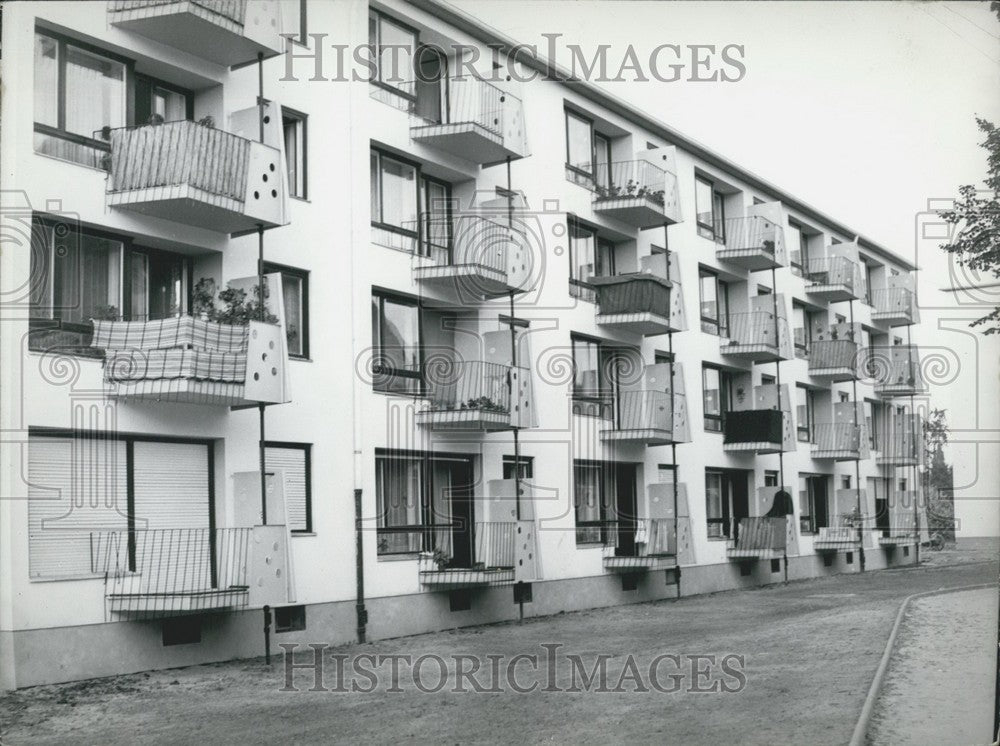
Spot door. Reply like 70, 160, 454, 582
810, 476, 829, 530
437, 458, 474, 569
415, 47, 445, 124
614, 463, 638, 556
729, 470, 750, 541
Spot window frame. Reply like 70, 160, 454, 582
568, 216, 615, 296
371, 291, 424, 395
705, 469, 732, 539
573, 459, 613, 546
788, 219, 810, 276
699, 268, 729, 337
264, 441, 313, 533
571, 334, 616, 418
420, 173, 453, 258
702, 364, 731, 433
695, 175, 725, 242
263, 261, 310, 360
564, 108, 597, 180
370, 147, 422, 241
795, 385, 814, 443
367, 10, 419, 98
792, 303, 812, 357
282, 107, 308, 200
502, 455, 534, 480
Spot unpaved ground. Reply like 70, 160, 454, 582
868, 586, 998, 745
1, 556, 996, 745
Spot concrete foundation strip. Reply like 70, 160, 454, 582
848, 580, 998, 746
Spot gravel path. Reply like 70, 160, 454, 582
868, 586, 998, 746
1, 559, 996, 745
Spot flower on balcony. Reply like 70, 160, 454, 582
462, 396, 505, 413
192, 277, 279, 325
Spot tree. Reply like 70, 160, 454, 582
922, 408, 955, 540
940, 118, 1000, 332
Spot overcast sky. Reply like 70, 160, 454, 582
451, 0, 1000, 534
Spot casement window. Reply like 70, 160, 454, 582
135, 73, 192, 125
265, 443, 312, 533
698, 269, 729, 336
564, 109, 612, 187
371, 292, 422, 395
29, 218, 189, 352
702, 365, 732, 433
368, 11, 417, 95
421, 176, 452, 257
764, 470, 779, 487
502, 456, 534, 480
798, 474, 829, 534
263, 262, 309, 359
841, 475, 852, 490
705, 469, 735, 539
27, 433, 212, 579
574, 460, 613, 545
374, 450, 474, 556
788, 220, 810, 276
568, 218, 615, 298
695, 176, 726, 242
282, 109, 308, 199
34, 30, 128, 168
571, 335, 616, 418
865, 400, 879, 451
795, 385, 814, 443
792, 304, 812, 357
370, 149, 452, 256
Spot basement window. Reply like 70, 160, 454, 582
162, 616, 202, 646
275, 605, 306, 633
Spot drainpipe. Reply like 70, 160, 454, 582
664, 222, 681, 597
849, 298, 864, 572
908, 324, 919, 566
770, 262, 788, 583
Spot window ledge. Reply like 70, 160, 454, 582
33, 150, 109, 174
30, 573, 104, 583
377, 553, 419, 562
289, 356, 313, 363
291, 532, 316, 538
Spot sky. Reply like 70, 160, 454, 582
451, 0, 1000, 535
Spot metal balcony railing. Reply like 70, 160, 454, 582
871, 287, 916, 321
727, 516, 787, 558
721, 215, 784, 257
424, 360, 511, 415
91, 527, 251, 618
592, 274, 672, 317
601, 519, 675, 557
809, 339, 858, 368
108, 1, 248, 25
593, 160, 670, 206
381, 521, 516, 570
812, 423, 863, 455
723, 410, 785, 445
865, 345, 923, 395
879, 419, 919, 464
806, 255, 863, 294
724, 312, 787, 350
610, 389, 681, 433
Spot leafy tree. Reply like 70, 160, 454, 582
939, 118, 1000, 332
922, 408, 955, 539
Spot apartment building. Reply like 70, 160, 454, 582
0, 0, 930, 689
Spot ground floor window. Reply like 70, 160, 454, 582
574, 460, 614, 545
798, 474, 830, 534
265, 442, 312, 532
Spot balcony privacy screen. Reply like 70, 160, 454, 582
591, 275, 672, 318
723, 409, 784, 444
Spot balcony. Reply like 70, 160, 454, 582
417, 522, 517, 588
589, 273, 678, 336
105, 120, 287, 234
877, 416, 920, 466
813, 526, 861, 552
805, 255, 864, 302
412, 216, 531, 298
415, 360, 531, 431
808, 339, 859, 382
720, 312, 791, 362
107, 1, 284, 67
716, 215, 787, 271
91, 528, 251, 618
811, 423, 866, 461
723, 409, 788, 454
591, 159, 681, 228
601, 519, 677, 572
871, 287, 918, 327
726, 516, 788, 560
91, 316, 289, 407
878, 509, 918, 547
409, 77, 528, 164
600, 390, 687, 446
868, 345, 926, 397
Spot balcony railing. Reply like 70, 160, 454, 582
601, 518, 676, 571
416, 360, 521, 430
878, 418, 919, 466
589, 273, 677, 335
91, 316, 288, 407
808, 339, 859, 381
600, 390, 686, 445
415, 521, 518, 587
107, 1, 284, 68
865, 345, 925, 397
716, 215, 787, 270
91, 527, 251, 618
811, 422, 865, 460
726, 516, 788, 560
408, 76, 528, 163
720, 312, 790, 361
723, 409, 787, 453
813, 526, 861, 551
591, 160, 681, 226
105, 120, 286, 233
412, 215, 529, 296
871, 287, 917, 326
805, 256, 863, 301
878, 512, 918, 546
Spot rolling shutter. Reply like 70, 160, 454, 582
132, 441, 211, 531
265, 445, 308, 531
28, 435, 128, 578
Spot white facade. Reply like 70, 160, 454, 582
0, 0, 931, 689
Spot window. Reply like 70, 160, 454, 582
421, 176, 452, 258
795, 386, 814, 443
799, 474, 829, 534
370, 149, 420, 244
571, 336, 614, 418
593, 132, 612, 189
371, 292, 422, 394
275, 605, 307, 632
695, 176, 725, 242
264, 263, 309, 359
705, 470, 729, 538
368, 11, 417, 94
863, 261, 876, 306
502, 456, 534, 480
702, 365, 731, 432
699, 269, 729, 336
162, 617, 202, 646
375, 453, 423, 554
574, 460, 612, 544
265, 443, 312, 532
568, 218, 615, 299
865, 400, 879, 451
135, 73, 191, 125
792, 304, 811, 356
788, 220, 810, 276
764, 470, 779, 487
282, 109, 307, 199
34, 30, 128, 168
841, 475, 852, 490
